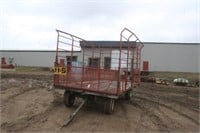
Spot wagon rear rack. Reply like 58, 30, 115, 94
119, 28, 144, 87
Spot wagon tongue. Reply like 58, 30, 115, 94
62, 99, 87, 127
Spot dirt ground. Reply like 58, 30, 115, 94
0, 71, 199, 132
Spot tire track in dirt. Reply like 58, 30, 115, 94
155, 106, 183, 129
1, 92, 64, 132
1, 78, 52, 105
1, 86, 37, 105
119, 101, 132, 131
128, 96, 183, 130
133, 91, 199, 112
139, 83, 199, 98
131, 99, 170, 132
130, 95, 199, 125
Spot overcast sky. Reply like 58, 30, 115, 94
0, 0, 199, 50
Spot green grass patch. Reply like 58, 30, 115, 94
16, 66, 50, 72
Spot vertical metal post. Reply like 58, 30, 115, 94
126, 34, 133, 90
126, 42, 130, 90
81, 41, 85, 89
71, 36, 74, 64
98, 46, 101, 90
109, 46, 112, 67
54, 30, 60, 86
92, 43, 94, 68
131, 49, 134, 87
109, 46, 112, 80
117, 31, 124, 95
55, 30, 59, 65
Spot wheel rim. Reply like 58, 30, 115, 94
104, 98, 115, 114
129, 91, 132, 98
111, 99, 114, 111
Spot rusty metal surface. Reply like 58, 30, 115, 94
54, 28, 143, 97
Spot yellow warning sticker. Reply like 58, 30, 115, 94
53, 67, 66, 75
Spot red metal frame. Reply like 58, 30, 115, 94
54, 28, 143, 97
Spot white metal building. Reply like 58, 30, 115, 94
1, 42, 200, 73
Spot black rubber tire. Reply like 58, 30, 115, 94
64, 90, 75, 107
125, 90, 133, 100
196, 81, 200, 87
104, 98, 115, 114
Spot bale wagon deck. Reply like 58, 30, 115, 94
55, 80, 132, 98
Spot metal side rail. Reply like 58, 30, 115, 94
62, 99, 87, 127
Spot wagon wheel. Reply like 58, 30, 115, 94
104, 98, 115, 114
64, 90, 75, 107
125, 90, 133, 100
196, 80, 200, 87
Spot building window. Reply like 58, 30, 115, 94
104, 57, 111, 69
89, 58, 100, 68
66, 56, 77, 65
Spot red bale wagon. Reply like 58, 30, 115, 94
53, 28, 143, 114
